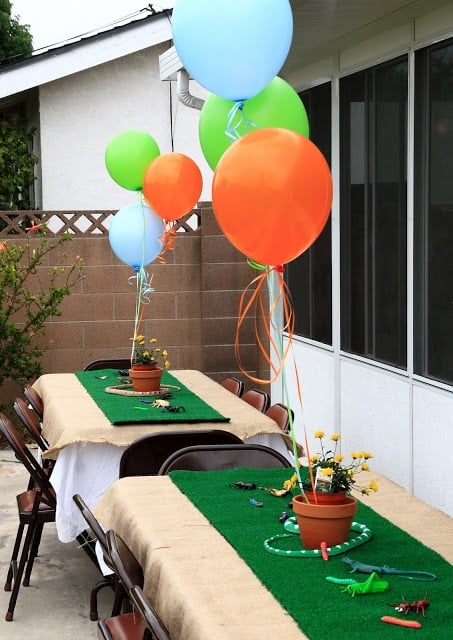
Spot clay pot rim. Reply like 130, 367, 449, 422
292, 493, 358, 518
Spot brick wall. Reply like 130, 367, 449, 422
0, 205, 270, 404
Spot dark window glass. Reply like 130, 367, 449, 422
340, 58, 408, 367
285, 83, 332, 344
414, 39, 453, 385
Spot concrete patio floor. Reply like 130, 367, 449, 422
0, 449, 112, 638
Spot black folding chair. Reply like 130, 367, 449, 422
119, 429, 243, 478
23, 384, 44, 421
158, 442, 291, 474
73, 493, 117, 621
0, 413, 57, 621
83, 358, 131, 371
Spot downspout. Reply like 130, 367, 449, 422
176, 69, 204, 111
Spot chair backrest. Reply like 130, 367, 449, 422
220, 376, 245, 397
0, 412, 56, 506
83, 358, 132, 371
13, 397, 48, 452
106, 530, 144, 593
241, 388, 271, 413
265, 403, 294, 434
23, 384, 44, 420
73, 493, 110, 561
119, 429, 243, 478
158, 443, 292, 474
129, 585, 170, 640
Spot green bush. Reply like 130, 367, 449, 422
0, 230, 85, 388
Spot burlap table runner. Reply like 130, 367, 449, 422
34, 370, 293, 458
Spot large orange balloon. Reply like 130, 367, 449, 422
212, 128, 332, 266
142, 153, 203, 221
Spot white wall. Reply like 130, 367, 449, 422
39, 43, 212, 210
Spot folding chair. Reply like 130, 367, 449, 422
220, 376, 245, 396
0, 413, 57, 621
119, 429, 243, 478
130, 585, 170, 640
83, 358, 131, 371
73, 493, 117, 621
265, 403, 295, 434
105, 529, 144, 604
23, 384, 44, 421
241, 388, 271, 412
13, 396, 49, 454
158, 442, 292, 474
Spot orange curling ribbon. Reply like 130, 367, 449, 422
157, 222, 177, 263
234, 262, 295, 385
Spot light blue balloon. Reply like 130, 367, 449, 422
172, 0, 293, 101
109, 204, 164, 269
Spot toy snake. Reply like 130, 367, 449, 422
342, 557, 437, 581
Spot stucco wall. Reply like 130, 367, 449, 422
39, 43, 212, 210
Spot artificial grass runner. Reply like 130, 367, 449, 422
75, 369, 230, 425
170, 467, 453, 640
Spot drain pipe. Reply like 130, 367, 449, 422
176, 69, 205, 111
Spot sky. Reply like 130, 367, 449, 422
11, 1, 174, 50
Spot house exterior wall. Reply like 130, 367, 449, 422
275, 3, 453, 517
38, 43, 212, 210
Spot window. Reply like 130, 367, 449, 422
340, 58, 408, 368
285, 82, 332, 344
414, 39, 453, 385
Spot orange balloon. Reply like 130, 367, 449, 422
142, 152, 203, 221
212, 128, 332, 266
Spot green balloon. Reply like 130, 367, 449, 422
105, 129, 160, 191
199, 76, 310, 170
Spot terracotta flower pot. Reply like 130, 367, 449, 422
129, 367, 162, 393
303, 490, 349, 505
292, 493, 358, 549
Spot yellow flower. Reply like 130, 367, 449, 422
361, 462, 370, 471
310, 454, 320, 463
314, 430, 325, 439
320, 467, 333, 477
369, 480, 379, 492
331, 433, 341, 442
334, 454, 344, 463
363, 451, 373, 460
150, 338, 157, 344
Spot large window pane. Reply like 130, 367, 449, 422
414, 39, 453, 385
285, 83, 332, 344
340, 58, 408, 367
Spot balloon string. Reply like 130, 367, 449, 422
234, 263, 294, 385
225, 101, 258, 143
129, 267, 155, 361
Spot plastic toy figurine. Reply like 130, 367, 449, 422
341, 572, 389, 596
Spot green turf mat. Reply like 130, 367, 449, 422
170, 467, 452, 639
75, 369, 229, 425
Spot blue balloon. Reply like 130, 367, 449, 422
172, 0, 293, 101
108, 204, 164, 269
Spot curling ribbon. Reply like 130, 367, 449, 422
234, 261, 294, 386
157, 221, 177, 263
236, 259, 315, 499
225, 101, 258, 144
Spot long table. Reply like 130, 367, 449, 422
34, 369, 294, 541
93, 471, 453, 640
